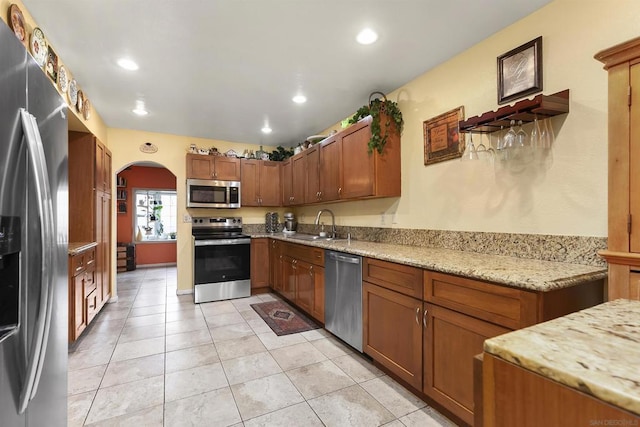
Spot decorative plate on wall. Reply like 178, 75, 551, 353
9, 4, 26, 45
68, 79, 78, 107
30, 27, 47, 67
82, 97, 91, 120
58, 65, 69, 94
76, 90, 84, 113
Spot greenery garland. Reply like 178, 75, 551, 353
349, 98, 404, 154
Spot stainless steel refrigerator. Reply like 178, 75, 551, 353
0, 21, 69, 427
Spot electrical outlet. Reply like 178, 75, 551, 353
183, 214, 192, 223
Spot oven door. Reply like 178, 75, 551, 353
193, 237, 251, 303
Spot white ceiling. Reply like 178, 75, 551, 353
23, 0, 551, 147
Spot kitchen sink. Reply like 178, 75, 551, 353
286, 233, 341, 242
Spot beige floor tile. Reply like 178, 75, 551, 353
128, 304, 167, 318
165, 328, 212, 352
300, 328, 331, 341
222, 351, 282, 385
246, 318, 272, 334
93, 308, 131, 322
67, 390, 96, 427
69, 347, 114, 371
382, 420, 407, 427
90, 316, 128, 331
231, 373, 304, 420
132, 296, 167, 309
307, 384, 395, 427
85, 404, 164, 427
85, 376, 164, 425
239, 308, 262, 322
332, 353, 384, 383
165, 317, 208, 335
123, 313, 166, 328
231, 295, 264, 312
256, 293, 278, 302
166, 299, 197, 312
399, 406, 455, 427
270, 342, 327, 371
165, 306, 204, 322
205, 311, 246, 328
200, 300, 238, 316
101, 353, 165, 388
164, 387, 241, 427
210, 321, 255, 342
256, 330, 307, 350
311, 337, 354, 358
118, 322, 166, 344
216, 335, 267, 361
68, 364, 107, 395
74, 335, 119, 354
165, 362, 228, 402
243, 402, 324, 427
286, 360, 355, 399
111, 336, 165, 362
361, 375, 426, 418
166, 343, 220, 374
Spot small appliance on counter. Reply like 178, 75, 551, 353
283, 212, 297, 234
265, 212, 279, 233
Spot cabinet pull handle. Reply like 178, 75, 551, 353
338, 187, 342, 196
415, 307, 420, 326
423, 308, 428, 328
309, 265, 313, 277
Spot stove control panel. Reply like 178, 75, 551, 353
191, 217, 242, 229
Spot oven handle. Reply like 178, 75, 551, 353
194, 238, 251, 246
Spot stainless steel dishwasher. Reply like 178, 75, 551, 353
325, 250, 363, 352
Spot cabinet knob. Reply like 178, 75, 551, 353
415, 307, 420, 326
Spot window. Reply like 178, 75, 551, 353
134, 189, 177, 242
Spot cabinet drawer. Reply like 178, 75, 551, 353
86, 290, 98, 324
363, 258, 422, 299
283, 242, 324, 266
424, 270, 537, 329
84, 268, 97, 297
71, 247, 96, 274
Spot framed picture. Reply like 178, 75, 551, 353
497, 36, 542, 105
423, 106, 464, 166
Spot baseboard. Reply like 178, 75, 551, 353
176, 288, 193, 295
108, 295, 119, 303
136, 262, 177, 268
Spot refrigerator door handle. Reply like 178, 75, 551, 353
17, 109, 56, 414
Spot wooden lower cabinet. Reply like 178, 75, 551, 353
295, 260, 315, 314
424, 303, 509, 426
282, 255, 297, 301
483, 354, 640, 426
363, 281, 423, 389
311, 265, 325, 323
68, 247, 97, 342
250, 238, 270, 290
269, 239, 284, 292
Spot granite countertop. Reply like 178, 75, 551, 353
484, 299, 640, 416
251, 233, 607, 292
68, 242, 98, 256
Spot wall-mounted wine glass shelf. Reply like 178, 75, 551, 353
459, 89, 569, 133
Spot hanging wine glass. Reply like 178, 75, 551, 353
516, 120, 527, 147
460, 133, 479, 161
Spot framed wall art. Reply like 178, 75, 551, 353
497, 36, 542, 105
423, 106, 464, 166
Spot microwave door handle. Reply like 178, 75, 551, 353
18, 109, 56, 413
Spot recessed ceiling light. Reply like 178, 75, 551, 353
261, 126, 272, 134
292, 95, 307, 104
117, 58, 139, 71
133, 100, 148, 116
356, 28, 378, 45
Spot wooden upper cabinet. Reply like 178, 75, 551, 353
186, 153, 240, 180
241, 159, 281, 207
281, 159, 293, 206
319, 136, 340, 202
103, 148, 112, 194
305, 145, 321, 204
291, 154, 306, 205
340, 120, 375, 199
595, 37, 640, 300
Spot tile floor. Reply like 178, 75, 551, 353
68, 266, 455, 426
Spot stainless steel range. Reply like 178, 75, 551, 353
191, 217, 251, 303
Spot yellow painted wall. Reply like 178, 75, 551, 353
108, 128, 285, 292
299, 0, 640, 237
1, 0, 108, 141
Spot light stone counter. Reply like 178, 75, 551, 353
484, 299, 640, 416
251, 234, 606, 292
68, 241, 97, 256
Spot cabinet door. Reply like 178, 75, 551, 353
291, 154, 306, 205
97, 192, 111, 308
71, 273, 86, 341
241, 159, 260, 206
630, 63, 640, 253
319, 137, 340, 201
281, 160, 293, 206
95, 139, 105, 192
282, 255, 296, 301
295, 260, 314, 314
250, 238, 270, 289
423, 303, 510, 425
341, 122, 375, 199
103, 148, 112, 194
259, 161, 281, 206
312, 265, 325, 323
186, 154, 215, 179
305, 145, 321, 203
214, 157, 241, 180
269, 239, 280, 290
363, 282, 422, 389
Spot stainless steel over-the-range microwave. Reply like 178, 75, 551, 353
187, 179, 241, 208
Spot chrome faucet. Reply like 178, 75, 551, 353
315, 209, 336, 238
